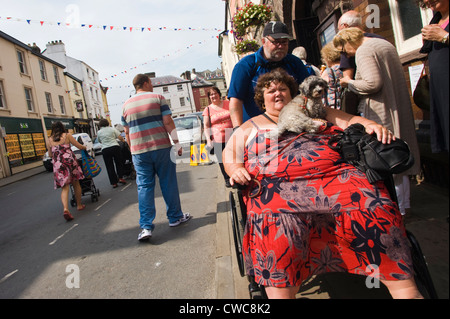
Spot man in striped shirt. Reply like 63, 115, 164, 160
122, 74, 191, 241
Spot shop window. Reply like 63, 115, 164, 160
4, 132, 46, 167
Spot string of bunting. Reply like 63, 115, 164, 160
100, 37, 217, 84
0, 16, 223, 33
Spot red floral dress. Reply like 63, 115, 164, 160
242, 122, 413, 288
52, 144, 85, 189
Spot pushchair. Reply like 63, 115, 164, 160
229, 175, 439, 299
70, 158, 100, 206
119, 140, 135, 179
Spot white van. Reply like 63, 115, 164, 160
71, 133, 94, 159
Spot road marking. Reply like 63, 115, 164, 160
49, 224, 79, 246
95, 198, 111, 211
0, 269, 18, 284
121, 183, 132, 191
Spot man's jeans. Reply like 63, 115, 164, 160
132, 148, 183, 230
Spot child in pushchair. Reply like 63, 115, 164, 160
119, 140, 135, 179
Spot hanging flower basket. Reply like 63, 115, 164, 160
232, 2, 272, 39
234, 39, 260, 55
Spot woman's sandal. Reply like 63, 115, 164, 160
63, 210, 74, 221
77, 204, 86, 211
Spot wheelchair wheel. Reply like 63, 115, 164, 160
406, 230, 439, 299
229, 190, 246, 277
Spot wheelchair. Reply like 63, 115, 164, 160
229, 176, 439, 299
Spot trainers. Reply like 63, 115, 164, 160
169, 213, 192, 227
138, 228, 152, 241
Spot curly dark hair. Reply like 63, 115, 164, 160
254, 68, 299, 111
50, 121, 67, 142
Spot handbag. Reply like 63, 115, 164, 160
413, 61, 430, 111
328, 124, 414, 184
205, 106, 214, 155
81, 150, 102, 178
340, 88, 360, 115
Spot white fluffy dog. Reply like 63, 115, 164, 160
270, 75, 328, 138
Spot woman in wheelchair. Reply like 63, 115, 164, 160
223, 69, 423, 299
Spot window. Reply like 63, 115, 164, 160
39, 60, 47, 81
53, 66, 61, 85
319, 22, 337, 47
177, 84, 183, 92
0, 81, 7, 109
200, 98, 209, 108
73, 81, 79, 95
59, 95, 66, 114
90, 87, 94, 99
24, 87, 34, 112
389, 0, 433, 55
179, 97, 186, 107
45, 92, 53, 113
200, 88, 206, 96
163, 86, 169, 93
17, 50, 28, 74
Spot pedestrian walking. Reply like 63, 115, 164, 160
202, 86, 233, 187
97, 119, 127, 188
122, 74, 191, 241
47, 121, 87, 221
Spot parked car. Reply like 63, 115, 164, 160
173, 114, 203, 151
42, 133, 95, 172
92, 137, 102, 155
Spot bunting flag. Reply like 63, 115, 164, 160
0, 15, 222, 33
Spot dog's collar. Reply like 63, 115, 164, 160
299, 96, 309, 115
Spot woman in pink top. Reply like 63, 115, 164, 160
203, 87, 233, 187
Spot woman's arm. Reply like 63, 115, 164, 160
67, 133, 87, 150
203, 107, 213, 146
326, 107, 394, 144
223, 124, 253, 186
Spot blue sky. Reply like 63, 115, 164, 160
0, 0, 226, 124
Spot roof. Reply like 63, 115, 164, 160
150, 75, 191, 87
191, 76, 214, 88
0, 29, 66, 69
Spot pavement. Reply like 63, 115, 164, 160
1, 164, 448, 299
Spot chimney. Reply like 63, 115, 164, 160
45, 40, 66, 54
28, 42, 41, 54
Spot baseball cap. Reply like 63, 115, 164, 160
263, 21, 293, 40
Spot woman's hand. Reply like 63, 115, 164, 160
339, 76, 351, 88
229, 166, 252, 187
364, 123, 395, 144
422, 25, 448, 43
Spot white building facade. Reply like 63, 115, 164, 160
43, 40, 105, 135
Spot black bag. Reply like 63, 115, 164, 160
340, 88, 360, 115
328, 124, 414, 184
413, 64, 430, 111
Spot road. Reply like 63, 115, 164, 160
0, 155, 220, 298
